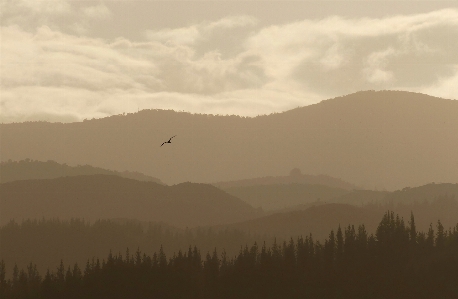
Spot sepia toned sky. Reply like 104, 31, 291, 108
1, 0, 458, 123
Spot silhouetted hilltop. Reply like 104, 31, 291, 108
0, 175, 259, 227
0, 159, 164, 184
1, 90, 457, 190
221, 183, 349, 210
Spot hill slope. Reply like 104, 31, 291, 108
0, 159, 164, 184
331, 183, 458, 206
1, 90, 457, 190
213, 171, 356, 190
217, 204, 382, 240
222, 183, 349, 210
0, 175, 259, 227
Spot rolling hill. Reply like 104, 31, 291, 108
216, 203, 383, 241
330, 183, 458, 206
0, 175, 260, 228
1, 90, 457, 190
221, 183, 349, 210
0, 159, 164, 184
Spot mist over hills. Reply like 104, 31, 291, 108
0, 175, 258, 228
0, 218, 268, 280
2, 175, 458, 279
217, 203, 381, 241
218, 195, 458, 240
212, 168, 357, 190
1, 90, 457, 190
222, 183, 349, 211
0, 159, 163, 184
0, 91, 458, 190
331, 182, 458, 206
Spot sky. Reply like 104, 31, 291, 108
1, 0, 458, 123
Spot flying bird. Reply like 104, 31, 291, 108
161, 135, 176, 147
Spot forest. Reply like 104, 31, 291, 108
1, 211, 457, 299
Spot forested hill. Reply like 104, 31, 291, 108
2, 212, 457, 299
0, 159, 163, 184
1, 90, 457, 190
0, 175, 259, 227
218, 204, 382, 241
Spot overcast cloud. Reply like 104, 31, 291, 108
1, 1, 457, 123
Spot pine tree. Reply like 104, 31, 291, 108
436, 220, 445, 248
0, 260, 8, 299
409, 212, 417, 246
336, 226, 344, 262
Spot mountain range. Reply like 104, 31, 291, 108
2, 90, 458, 190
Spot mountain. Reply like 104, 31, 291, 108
1, 90, 457, 190
0, 159, 164, 184
0, 175, 259, 228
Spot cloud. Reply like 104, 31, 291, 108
419, 66, 458, 100
363, 48, 396, 83
145, 15, 257, 46
1, 8, 458, 123
82, 3, 112, 20
0, 22, 270, 122
0, 0, 113, 35
245, 9, 458, 96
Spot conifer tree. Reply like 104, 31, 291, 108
409, 211, 417, 245
436, 220, 445, 248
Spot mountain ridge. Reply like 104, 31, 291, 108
1, 90, 457, 190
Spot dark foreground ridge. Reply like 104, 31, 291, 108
1, 211, 457, 299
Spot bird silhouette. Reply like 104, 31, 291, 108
161, 135, 176, 147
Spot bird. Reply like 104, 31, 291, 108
161, 135, 176, 147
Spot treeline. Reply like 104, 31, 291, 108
363, 194, 458, 231
1, 212, 458, 299
0, 218, 268, 278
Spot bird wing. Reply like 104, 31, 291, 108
160, 142, 165, 146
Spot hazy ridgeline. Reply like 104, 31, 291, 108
1, 212, 457, 299
0, 159, 163, 185
1, 90, 458, 298
2, 91, 458, 190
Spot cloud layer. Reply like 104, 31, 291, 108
1, 2, 458, 123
